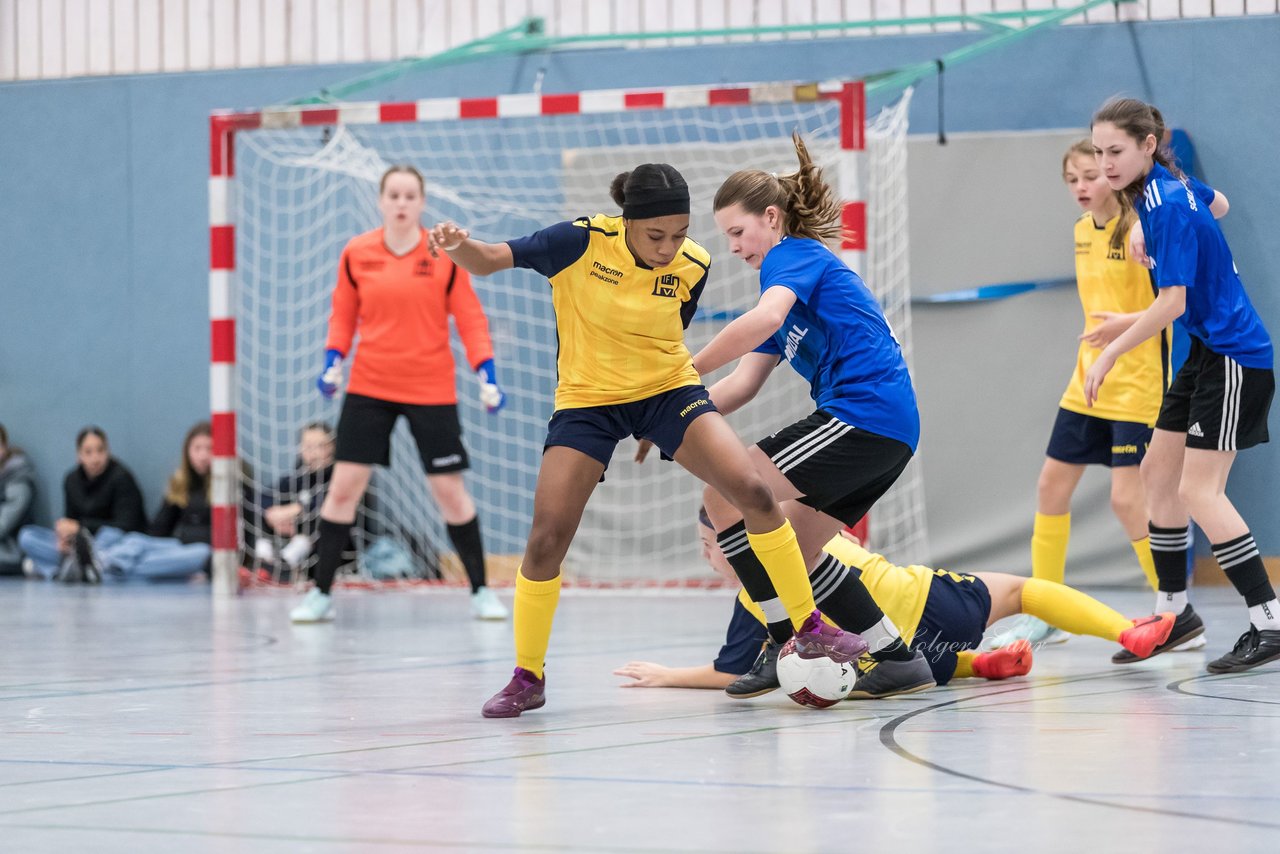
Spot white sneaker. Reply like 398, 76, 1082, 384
20, 557, 37, 578
290, 589, 334, 623
471, 587, 508, 621
1170, 632, 1207, 651
986, 615, 1068, 649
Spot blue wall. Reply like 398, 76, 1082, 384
2, 16, 1277, 550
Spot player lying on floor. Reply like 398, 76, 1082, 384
615, 514, 1175, 696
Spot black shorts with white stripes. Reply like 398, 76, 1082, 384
755, 410, 913, 526
1155, 337, 1274, 451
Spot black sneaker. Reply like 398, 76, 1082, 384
845, 649, 936, 699
73, 529, 103, 584
1206, 626, 1280, 674
1112, 604, 1204, 664
725, 640, 781, 698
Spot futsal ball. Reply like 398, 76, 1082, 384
776, 638, 855, 708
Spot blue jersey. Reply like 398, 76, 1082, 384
1138, 163, 1272, 369
714, 597, 769, 675
753, 237, 920, 450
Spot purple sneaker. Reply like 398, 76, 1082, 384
481, 667, 546, 719
792, 610, 868, 663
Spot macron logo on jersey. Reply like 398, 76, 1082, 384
784, 324, 809, 361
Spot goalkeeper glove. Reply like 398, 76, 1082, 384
317, 349, 344, 399
475, 359, 506, 414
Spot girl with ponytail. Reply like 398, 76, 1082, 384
1087, 98, 1277, 673
690, 133, 937, 700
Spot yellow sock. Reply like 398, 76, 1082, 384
1131, 536, 1160, 592
513, 568, 561, 679
746, 520, 816, 630
1021, 577, 1130, 641
1031, 512, 1071, 584
953, 651, 978, 679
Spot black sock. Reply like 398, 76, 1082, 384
809, 554, 912, 661
447, 516, 488, 593
717, 521, 792, 644
313, 518, 349, 595
1214, 532, 1275, 607
1148, 523, 1190, 594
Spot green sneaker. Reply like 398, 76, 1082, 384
290, 589, 334, 623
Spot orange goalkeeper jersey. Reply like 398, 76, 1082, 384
325, 227, 495, 405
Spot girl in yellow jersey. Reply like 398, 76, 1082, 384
432, 164, 865, 718
615, 516, 1175, 692
1000, 139, 1172, 647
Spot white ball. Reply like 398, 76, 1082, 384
776, 638, 855, 708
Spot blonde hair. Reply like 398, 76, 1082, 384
165, 421, 212, 508
1062, 138, 1134, 256
713, 132, 844, 243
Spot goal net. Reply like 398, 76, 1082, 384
218, 81, 926, 589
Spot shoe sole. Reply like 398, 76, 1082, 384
1113, 623, 1204, 664
1170, 635, 1207, 651
725, 685, 779, 700
291, 614, 335, 623
1206, 647, 1280, 674
481, 696, 546, 718
845, 679, 936, 700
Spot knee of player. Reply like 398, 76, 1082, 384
1109, 489, 1143, 519
524, 523, 574, 564
724, 477, 777, 519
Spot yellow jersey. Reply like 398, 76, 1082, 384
736, 536, 944, 645
507, 214, 710, 410
1058, 213, 1168, 425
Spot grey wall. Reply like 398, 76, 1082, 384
1, 16, 1277, 570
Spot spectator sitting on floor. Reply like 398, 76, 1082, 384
0, 424, 37, 576
18, 426, 145, 579
256, 422, 337, 576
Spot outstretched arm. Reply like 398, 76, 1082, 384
614, 661, 737, 689
693, 286, 796, 375
432, 221, 514, 276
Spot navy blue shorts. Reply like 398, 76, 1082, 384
544, 384, 717, 470
1045, 407, 1152, 468
911, 572, 992, 686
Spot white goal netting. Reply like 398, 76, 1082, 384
231, 85, 926, 587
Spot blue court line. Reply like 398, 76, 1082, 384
911, 278, 1073, 304
693, 277, 1073, 321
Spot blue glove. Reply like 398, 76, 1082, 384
475, 359, 506, 414
317, 349, 344, 399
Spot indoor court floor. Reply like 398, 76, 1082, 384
1, 581, 1277, 852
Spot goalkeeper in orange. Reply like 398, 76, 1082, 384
290, 165, 508, 625
433, 163, 866, 718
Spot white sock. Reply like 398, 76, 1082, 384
861, 615, 902, 654
1249, 600, 1280, 631
758, 597, 788, 624
1156, 590, 1188, 615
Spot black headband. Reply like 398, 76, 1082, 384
622, 187, 690, 220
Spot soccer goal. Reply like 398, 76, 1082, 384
208, 79, 925, 595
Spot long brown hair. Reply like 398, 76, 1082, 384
165, 421, 212, 507
713, 131, 844, 243
1063, 138, 1134, 256
1092, 99, 1183, 257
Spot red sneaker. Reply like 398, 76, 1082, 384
481, 667, 546, 719
972, 639, 1033, 680
1118, 612, 1176, 660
